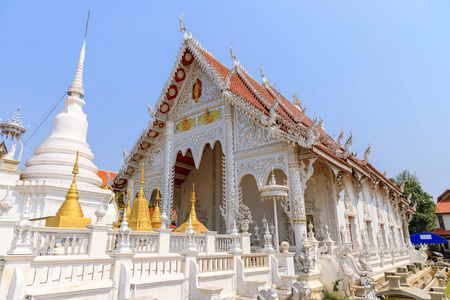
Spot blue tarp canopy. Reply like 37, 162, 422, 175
410, 233, 448, 244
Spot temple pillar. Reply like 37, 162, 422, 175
223, 105, 237, 233
161, 121, 174, 227
287, 146, 315, 252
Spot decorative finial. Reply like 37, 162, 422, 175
122, 147, 127, 163
147, 103, 153, 118
293, 93, 303, 110
363, 143, 371, 165
230, 42, 236, 61
67, 11, 90, 98
73, 150, 79, 175
179, 11, 186, 32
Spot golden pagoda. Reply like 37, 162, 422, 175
45, 150, 92, 228
128, 163, 153, 231
174, 183, 208, 233
150, 184, 161, 229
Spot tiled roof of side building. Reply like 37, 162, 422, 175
97, 170, 117, 186
432, 228, 450, 236
438, 189, 450, 203
435, 201, 450, 214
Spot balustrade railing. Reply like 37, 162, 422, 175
27, 259, 113, 289
215, 234, 232, 252
242, 253, 268, 268
106, 231, 158, 254
30, 227, 90, 256
106, 231, 118, 254
131, 256, 184, 279
169, 232, 205, 253
130, 232, 158, 253
197, 255, 233, 272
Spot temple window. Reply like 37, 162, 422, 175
438, 215, 445, 229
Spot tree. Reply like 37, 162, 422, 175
390, 170, 436, 234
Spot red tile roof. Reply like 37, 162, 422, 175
438, 189, 450, 203
435, 201, 450, 214
432, 228, 450, 236
97, 170, 117, 185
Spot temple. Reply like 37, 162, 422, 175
0, 15, 446, 300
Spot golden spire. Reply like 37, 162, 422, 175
128, 163, 153, 231
150, 184, 161, 229
175, 183, 209, 233
46, 150, 91, 228
55, 150, 82, 217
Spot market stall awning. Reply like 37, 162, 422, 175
410, 233, 448, 244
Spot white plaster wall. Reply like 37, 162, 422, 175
442, 214, 450, 229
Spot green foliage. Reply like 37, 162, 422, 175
332, 279, 340, 292
322, 288, 342, 300
390, 170, 436, 234
116, 192, 125, 211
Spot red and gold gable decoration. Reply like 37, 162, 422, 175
192, 79, 202, 102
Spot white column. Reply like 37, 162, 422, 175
223, 106, 237, 233
161, 121, 174, 227
288, 147, 316, 252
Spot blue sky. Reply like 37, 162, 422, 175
1, 1, 449, 200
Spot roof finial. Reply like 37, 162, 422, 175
230, 42, 236, 61
67, 10, 90, 98
179, 12, 186, 32
260, 64, 269, 85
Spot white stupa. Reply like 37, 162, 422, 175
5, 28, 118, 226
21, 37, 102, 187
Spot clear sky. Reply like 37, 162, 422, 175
1, 1, 449, 200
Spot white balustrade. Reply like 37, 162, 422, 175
106, 231, 118, 254
30, 227, 90, 256
242, 253, 268, 268
106, 231, 158, 254
129, 232, 158, 253
131, 256, 184, 279
27, 259, 113, 289
197, 255, 233, 272
215, 234, 232, 252
170, 232, 206, 253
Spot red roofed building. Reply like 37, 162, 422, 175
433, 189, 450, 255
97, 169, 117, 186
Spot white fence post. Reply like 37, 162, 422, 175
0, 220, 16, 255
240, 232, 251, 254
202, 231, 217, 255
0, 254, 36, 299
86, 224, 110, 257
154, 228, 171, 255
110, 253, 134, 300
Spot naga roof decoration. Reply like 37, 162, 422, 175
112, 32, 402, 197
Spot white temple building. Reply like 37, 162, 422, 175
0, 16, 446, 300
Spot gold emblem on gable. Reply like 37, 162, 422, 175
192, 78, 202, 102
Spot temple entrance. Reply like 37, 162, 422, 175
173, 142, 224, 232
240, 169, 291, 247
